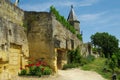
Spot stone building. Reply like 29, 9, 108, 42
0, 0, 91, 79
0, 0, 29, 79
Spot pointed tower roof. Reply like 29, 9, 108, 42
67, 5, 78, 22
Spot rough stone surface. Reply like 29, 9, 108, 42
0, 0, 24, 26
0, 0, 29, 79
0, 0, 92, 80
25, 12, 57, 72
25, 12, 83, 71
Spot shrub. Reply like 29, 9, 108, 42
107, 54, 118, 72
86, 55, 95, 63
80, 57, 88, 66
118, 75, 120, 80
36, 72, 42, 77
19, 61, 52, 77
18, 69, 27, 76
43, 67, 52, 75
29, 66, 37, 75
67, 46, 81, 64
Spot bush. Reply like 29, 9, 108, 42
67, 47, 95, 67
19, 61, 52, 77
80, 57, 88, 66
18, 69, 27, 76
67, 46, 81, 64
106, 54, 118, 72
118, 75, 120, 80
43, 67, 52, 75
36, 71, 42, 77
29, 66, 37, 75
86, 55, 95, 63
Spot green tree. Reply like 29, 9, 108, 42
91, 32, 119, 58
115, 49, 120, 67
108, 54, 118, 72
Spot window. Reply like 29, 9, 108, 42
71, 39, 74, 49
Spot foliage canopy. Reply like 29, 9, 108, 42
91, 32, 119, 58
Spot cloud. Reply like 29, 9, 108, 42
79, 10, 120, 42
55, 0, 100, 7
79, 11, 120, 28
19, 0, 100, 11
20, 3, 52, 11
79, 12, 106, 22
79, 0, 100, 6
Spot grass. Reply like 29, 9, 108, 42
81, 58, 112, 80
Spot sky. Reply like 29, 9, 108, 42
11, 0, 120, 45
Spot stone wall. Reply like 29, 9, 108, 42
0, 16, 29, 79
52, 16, 83, 69
0, 0, 28, 79
0, 17, 29, 57
0, 0, 90, 79
25, 12, 57, 71
52, 16, 82, 50
26, 12, 83, 71
0, 0, 24, 26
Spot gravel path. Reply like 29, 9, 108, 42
12, 68, 107, 80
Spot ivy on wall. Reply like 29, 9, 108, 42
50, 6, 76, 34
50, 6, 82, 41
77, 34, 82, 41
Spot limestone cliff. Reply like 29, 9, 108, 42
0, 0, 91, 79
25, 12, 83, 71
0, 0, 29, 79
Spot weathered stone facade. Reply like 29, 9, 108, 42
0, 0, 29, 79
25, 12, 83, 72
0, 0, 91, 79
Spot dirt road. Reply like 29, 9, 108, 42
12, 68, 107, 80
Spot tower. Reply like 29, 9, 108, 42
67, 5, 80, 34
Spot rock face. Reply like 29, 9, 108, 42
0, 0, 24, 26
25, 12, 83, 72
0, 0, 29, 79
25, 12, 56, 71
0, 0, 91, 79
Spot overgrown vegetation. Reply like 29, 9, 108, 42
77, 34, 82, 41
18, 61, 52, 77
50, 6, 82, 41
63, 46, 95, 70
63, 32, 120, 79
50, 6, 76, 34
90, 32, 120, 80
82, 57, 120, 80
